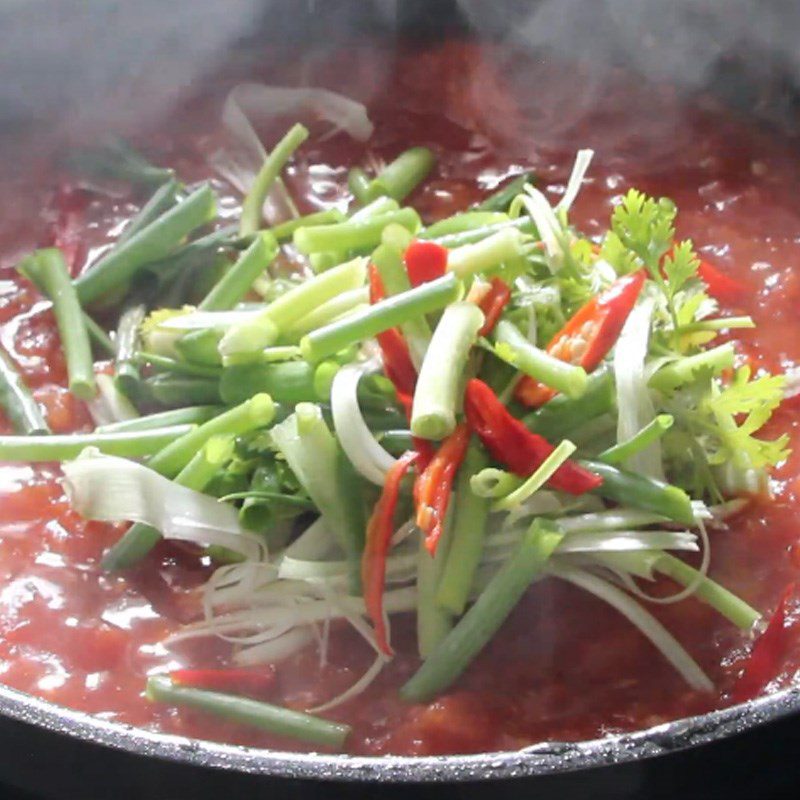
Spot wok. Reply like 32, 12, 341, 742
0, 1, 799, 797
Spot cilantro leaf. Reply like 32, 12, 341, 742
609, 189, 675, 270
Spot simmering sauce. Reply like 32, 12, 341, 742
1, 41, 800, 755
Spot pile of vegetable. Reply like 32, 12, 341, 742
0, 86, 790, 750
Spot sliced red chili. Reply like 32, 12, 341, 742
515, 270, 646, 407
478, 277, 511, 336
413, 423, 471, 555
168, 666, 277, 697
369, 264, 434, 469
698, 259, 747, 306
362, 450, 418, 656
404, 239, 448, 287
731, 583, 796, 704
465, 379, 601, 494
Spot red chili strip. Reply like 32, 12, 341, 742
168, 666, 277, 697
413, 423, 471, 555
362, 451, 418, 656
478, 277, 511, 336
465, 379, 601, 494
698, 259, 747, 306
404, 239, 448, 287
515, 270, 646, 408
368, 263, 435, 469
49, 183, 90, 277
731, 583, 796, 704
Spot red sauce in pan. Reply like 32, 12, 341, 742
1, 41, 800, 755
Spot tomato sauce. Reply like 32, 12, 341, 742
1, 40, 800, 756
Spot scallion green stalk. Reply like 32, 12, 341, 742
83, 313, 115, 356
372, 241, 431, 366
411, 302, 483, 440
239, 123, 309, 236
492, 440, 576, 511
120, 179, 181, 243
74, 184, 217, 306
219, 361, 337, 405
301, 273, 463, 364
367, 147, 435, 203
0, 345, 50, 434
523, 367, 614, 440
220, 257, 367, 362
19, 249, 96, 399
447, 228, 527, 279
96, 406, 222, 433
0, 425, 194, 461
198, 234, 276, 311
101, 434, 235, 571
146, 676, 350, 749
114, 301, 146, 401
401, 519, 563, 703
347, 167, 372, 205
599, 415, 674, 465
437, 442, 491, 615
493, 320, 587, 399
475, 172, 535, 212
431, 216, 536, 249
145, 375, 222, 406
136, 352, 222, 379
268, 208, 346, 242
281, 287, 369, 341
293, 208, 421, 255
420, 212, 508, 239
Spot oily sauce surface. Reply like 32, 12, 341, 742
1, 41, 800, 755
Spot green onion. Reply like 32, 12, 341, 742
281, 287, 370, 341
102, 435, 234, 571
120, 179, 181, 243
367, 147, 435, 203
145, 676, 350, 749
0, 345, 50, 434
114, 301, 146, 401
220, 257, 367, 362
401, 519, 563, 703
219, 361, 337, 405
417, 533, 454, 659
83, 313, 115, 356
411, 302, 483, 440
239, 123, 309, 236
599, 415, 674, 465
492, 440, 576, 511
19, 249, 96, 399
74, 184, 217, 306
96, 406, 222, 433
437, 441, 491, 615
420, 212, 508, 239
301, 273, 463, 363
293, 208, 421, 255
268, 208, 346, 242
136, 353, 222, 379
372, 241, 431, 365
174, 329, 223, 366
350, 196, 400, 221
447, 228, 527, 279
655, 553, 760, 630
198, 234, 276, 311
65, 138, 174, 188
475, 172, 535, 212
469, 467, 521, 499
0, 425, 193, 461
648, 343, 735, 393
149, 393, 275, 478
493, 320, 587, 399
580, 459, 696, 526
523, 367, 614, 440
348, 167, 373, 205
145, 375, 222, 406
431, 216, 536, 249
